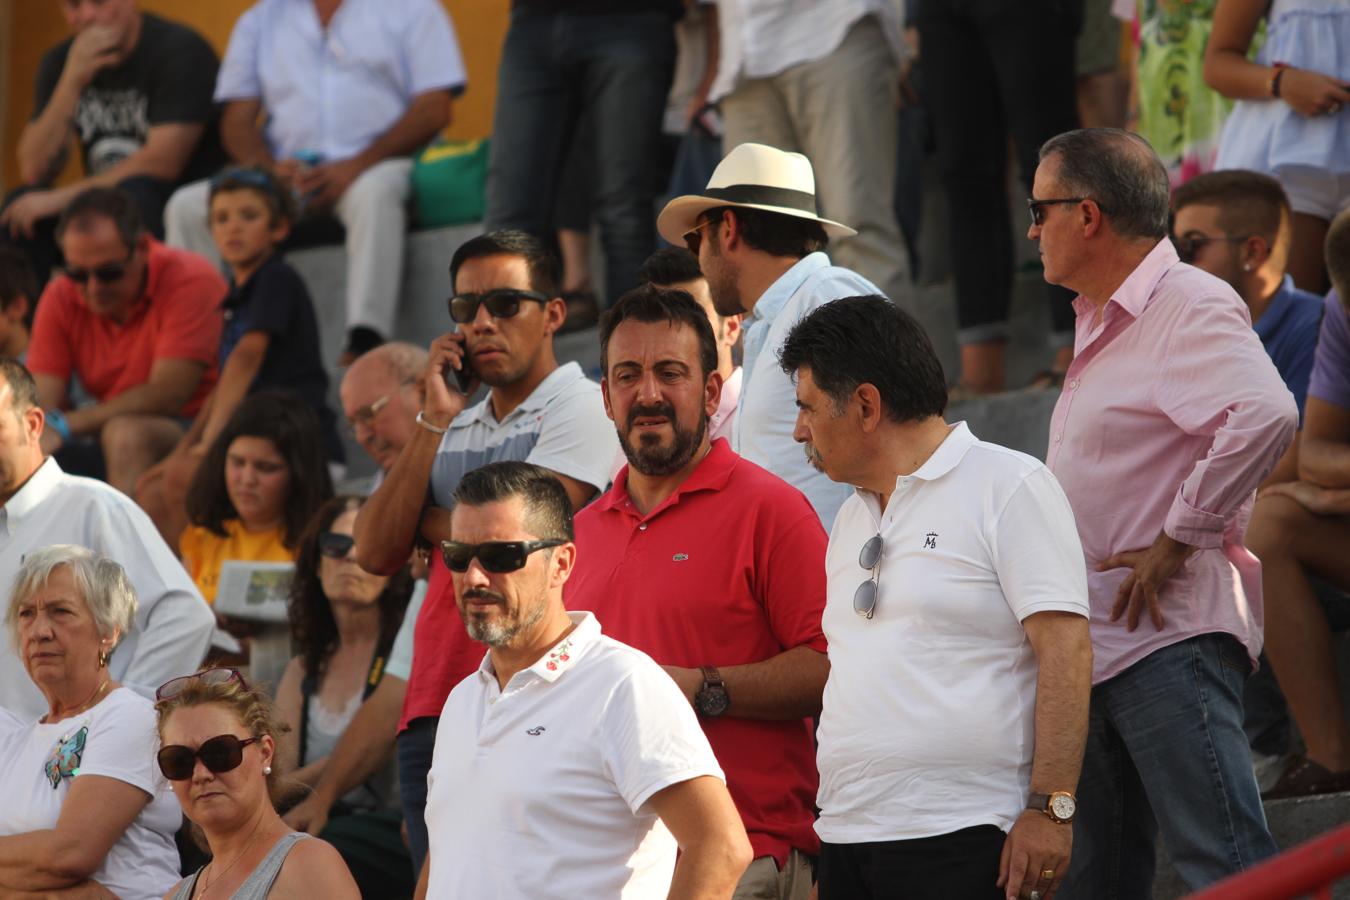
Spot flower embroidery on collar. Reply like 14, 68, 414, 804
544, 637, 574, 672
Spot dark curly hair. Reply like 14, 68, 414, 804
289, 495, 412, 682
185, 390, 333, 548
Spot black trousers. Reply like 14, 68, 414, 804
914, 0, 1082, 346
818, 825, 1006, 900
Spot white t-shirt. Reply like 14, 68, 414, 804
384, 577, 426, 682
815, 423, 1089, 844
0, 688, 182, 900
424, 612, 724, 899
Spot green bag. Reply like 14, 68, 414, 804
410, 138, 489, 229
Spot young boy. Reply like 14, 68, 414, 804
136, 167, 342, 543
0, 248, 36, 359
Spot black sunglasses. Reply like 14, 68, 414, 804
1172, 233, 1247, 264
157, 733, 260, 781
683, 218, 715, 255
1027, 197, 1088, 227
64, 248, 135, 285
854, 534, 882, 619
448, 289, 551, 324
440, 539, 565, 573
317, 531, 356, 560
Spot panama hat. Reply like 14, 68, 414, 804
656, 142, 857, 246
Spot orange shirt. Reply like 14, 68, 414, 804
28, 239, 224, 417
179, 519, 292, 605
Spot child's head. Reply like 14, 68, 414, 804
0, 248, 37, 341
208, 167, 294, 274
186, 390, 333, 546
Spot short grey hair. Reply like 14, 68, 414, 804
1039, 128, 1171, 241
5, 545, 138, 649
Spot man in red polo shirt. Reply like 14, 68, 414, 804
566, 283, 828, 899
27, 186, 221, 492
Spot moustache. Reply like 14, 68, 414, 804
626, 401, 677, 430
461, 588, 505, 604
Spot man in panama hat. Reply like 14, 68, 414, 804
657, 142, 884, 528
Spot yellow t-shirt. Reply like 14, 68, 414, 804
179, 519, 293, 605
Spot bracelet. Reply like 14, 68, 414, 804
1270, 63, 1290, 99
44, 409, 71, 442
415, 411, 449, 435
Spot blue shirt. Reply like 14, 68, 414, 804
215, 0, 466, 161
1254, 274, 1323, 421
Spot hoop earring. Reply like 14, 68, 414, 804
98, 648, 110, 668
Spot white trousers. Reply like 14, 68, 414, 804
164, 157, 413, 337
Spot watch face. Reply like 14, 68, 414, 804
1050, 794, 1076, 820
696, 686, 730, 717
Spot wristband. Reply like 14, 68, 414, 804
44, 409, 71, 442
1270, 63, 1290, 99
416, 411, 449, 435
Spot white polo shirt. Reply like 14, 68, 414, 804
815, 423, 1089, 844
424, 612, 724, 899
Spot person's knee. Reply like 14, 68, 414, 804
100, 414, 177, 468
343, 164, 410, 212
1247, 493, 1316, 560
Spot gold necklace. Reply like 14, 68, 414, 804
198, 813, 268, 899
42, 678, 111, 724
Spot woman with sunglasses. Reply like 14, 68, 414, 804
156, 668, 360, 899
0, 546, 181, 900
273, 496, 413, 898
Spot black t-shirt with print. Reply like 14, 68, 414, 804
32, 13, 224, 184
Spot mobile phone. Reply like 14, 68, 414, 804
445, 352, 476, 395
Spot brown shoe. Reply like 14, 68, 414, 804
1261, 755, 1350, 800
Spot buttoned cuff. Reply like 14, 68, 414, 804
1163, 495, 1226, 550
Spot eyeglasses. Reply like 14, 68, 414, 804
318, 531, 355, 560
1172, 233, 1247, 264
854, 534, 882, 619
156, 667, 246, 702
440, 539, 565, 573
448, 289, 551, 324
345, 380, 415, 436
157, 733, 261, 781
64, 248, 135, 285
683, 219, 715, 255
1027, 197, 1088, 227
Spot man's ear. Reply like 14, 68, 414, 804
721, 313, 743, 351
855, 383, 884, 433
600, 376, 616, 423
542, 297, 568, 337
1241, 235, 1271, 270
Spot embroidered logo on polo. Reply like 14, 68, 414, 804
45, 726, 88, 789
923, 532, 938, 549
672, 553, 689, 562
526, 726, 546, 736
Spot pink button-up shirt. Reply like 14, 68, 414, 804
1046, 239, 1298, 684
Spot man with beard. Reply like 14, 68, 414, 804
657, 142, 882, 528
779, 295, 1092, 900
419, 460, 751, 899
354, 229, 617, 876
566, 285, 829, 899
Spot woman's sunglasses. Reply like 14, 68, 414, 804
157, 734, 260, 781
440, 539, 565, 573
448, 289, 550, 324
156, 667, 245, 702
317, 531, 356, 560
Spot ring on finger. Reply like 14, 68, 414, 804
1029, 891, 1043, 900
1041, 869, 1056, 880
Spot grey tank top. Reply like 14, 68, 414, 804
170, 832, 310, 900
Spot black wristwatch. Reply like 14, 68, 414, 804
694, 666, 730, 717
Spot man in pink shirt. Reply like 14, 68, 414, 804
1030, 128, 1296, 896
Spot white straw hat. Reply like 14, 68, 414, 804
656, 142, 857, 246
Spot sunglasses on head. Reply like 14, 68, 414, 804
155, 667, 246, 702
448, 289, 551, 325
64, 248, 135, 285
318, 531, 355, 560
440, 539, 565, 573
157, 733, 260, 781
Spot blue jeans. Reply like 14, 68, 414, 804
396, 716, 438, 878
484, 9, 675, 308
1061, 634, 1278, 898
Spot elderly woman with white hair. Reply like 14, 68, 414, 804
0, 545, 181, 900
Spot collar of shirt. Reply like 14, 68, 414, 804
1253, 274, 1298, 342
711, 367, 742, 432
1, 458, 64, 535
451, 362, 587, 431
600, 437, 736, 521
1070, 238, 1179, 341
223, 253, 282, 313
850, 422, 974, 516
475, 610, 601, 695
750, 252, 832, 326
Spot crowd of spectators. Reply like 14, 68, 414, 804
0, 0, 1348, 898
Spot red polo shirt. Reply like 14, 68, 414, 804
566, 439, 828, 865
28, 239, 223, 416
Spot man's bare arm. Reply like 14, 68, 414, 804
664, 645, 829, 721
649, 775, 752, 900
64, 358, 207, 436
219, 98, 275, 168
1297, 397, 1350, 488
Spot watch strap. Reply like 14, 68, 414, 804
699, 665, 723, 688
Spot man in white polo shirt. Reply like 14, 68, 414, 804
657, 142, 881, 528
416, 461, 751, 899
778, 296, 1093, 900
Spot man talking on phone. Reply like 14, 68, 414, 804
353, 228, 617, 879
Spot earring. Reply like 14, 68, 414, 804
97, 648, 109, 668
263, 766, 272, 775
1243, 263, 1253, 271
